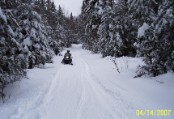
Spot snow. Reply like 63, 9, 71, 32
96, 5, 103, 15
23, 37, 32, 46
7, 25, 15, 36
92, 25, 97, 29
0, 44, 174, 119
0, 7, 7, 22
138, 22, 150, 38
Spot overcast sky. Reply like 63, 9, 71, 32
53, 0, 83, 16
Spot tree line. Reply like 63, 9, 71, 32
79, 0, 174, 77
0, 0, 78, 98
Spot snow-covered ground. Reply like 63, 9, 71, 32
0, 44, 173, 119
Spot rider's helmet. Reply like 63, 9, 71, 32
67, 50, 70, 53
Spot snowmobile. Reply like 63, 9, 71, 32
61, 55, 73, 65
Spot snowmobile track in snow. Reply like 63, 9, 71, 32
2, 44, 173, 119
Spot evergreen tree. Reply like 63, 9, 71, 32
137, 0, 174, 76
80, 0, 136, 56
16, 1, 53, 68
0, 7, 26, 97
97, 0, 117, 57
0, 0, 73, 98
80, 0, 174, 77
81, 0, 102, 52
57, 5, 64, 25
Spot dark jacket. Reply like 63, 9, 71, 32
64, 52, 71, 58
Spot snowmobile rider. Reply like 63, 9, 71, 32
62, 50, 73, 64
65, 50, 71, 58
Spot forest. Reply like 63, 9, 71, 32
0, 0, 174, 99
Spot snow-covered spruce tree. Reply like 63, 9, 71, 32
81, 0, 102, 52
57, 5, 64, 26
136, 0, 174, 77
128, 0, 157, 57
97, 0, 121, 57
63, 12, 81, 48
128, 0, 155, 27
46, 1, 63, 51
41, 1, 68, 52
76, 15, 85, 44
34, 0, 58, 54
62, 14, 72, 48
81, 0, 136, 56
69, 13, 76, 44
79, 0, 90, 49
56, 5, 71, 48
16, 1, 53, 68
0, 7, 26, 97
112, 0, 137, 57
0, 0, 21, 9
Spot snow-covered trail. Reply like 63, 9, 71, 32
32, 45, 135, 119
0, 44, 174, 119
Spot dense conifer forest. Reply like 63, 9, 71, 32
0, 0, 79, 97
79, 0, 174, 77
0, 0, 173, 98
